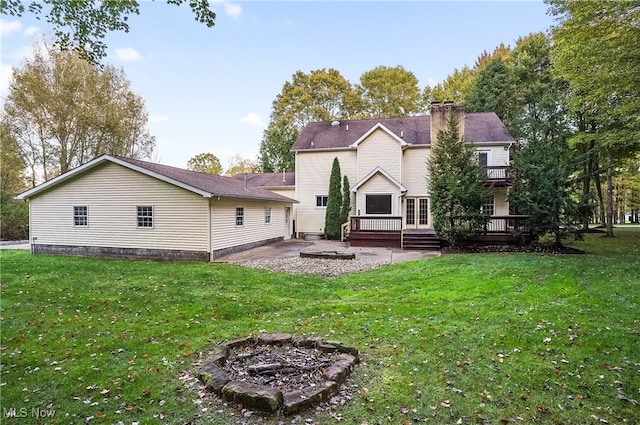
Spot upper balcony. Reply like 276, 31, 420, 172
483, 166, 513, 186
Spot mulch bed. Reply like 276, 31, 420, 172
443, 243, 585, 255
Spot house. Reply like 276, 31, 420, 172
16, 155, 296, 261
232, 172, 297, 236
290, 101, 526, 248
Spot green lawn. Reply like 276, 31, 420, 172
1, 228, 638, 424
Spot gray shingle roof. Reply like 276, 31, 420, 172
115, 157, 295, 202
17, 155, 296, 203
291, 112, 514, 151
232, 172, 295, 187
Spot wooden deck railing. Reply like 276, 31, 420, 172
483, 215, 531, 234
350, 216, 403, 232
349, 215, 530, 235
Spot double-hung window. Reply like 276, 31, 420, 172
137, 206, 153, 228
73, 206, 88, 227
235, 207, 245, 226
264, 207, 271, 224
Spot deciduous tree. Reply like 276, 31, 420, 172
259, 122, 297, 172
0, 124, 28, 240
268, 69, 359, 132
3, 42, 155, 185
187, 152, 222, 175
0, 124, 26, 194
549, 0, 640, 236
225, 154, 259, 176
1, 0, 216, 64
357, 66, 424, 117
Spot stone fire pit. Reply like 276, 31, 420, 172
300, 251, 356, 260
198, 333, 359, 414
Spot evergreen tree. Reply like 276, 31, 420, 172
509, 131, 585, 244
340, 175, 351, 226
324, 157, 343, 240
427, 117, 490, 244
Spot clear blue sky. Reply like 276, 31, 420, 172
1, 1, 555, 170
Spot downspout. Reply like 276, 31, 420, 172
208, 198, 213, 262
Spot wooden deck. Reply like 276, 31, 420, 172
346, 215, 532, 249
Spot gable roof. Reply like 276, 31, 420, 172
351, 166, 407, 193
291, 112, 514, 152
232, 172, 295, 187
349, 123, 408, 148
17, 155, 296, 203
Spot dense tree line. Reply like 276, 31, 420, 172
260, 0, 639, 241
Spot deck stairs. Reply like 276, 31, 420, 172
401, 229, 441, 250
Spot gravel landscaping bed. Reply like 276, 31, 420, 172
233, 257, 390, 276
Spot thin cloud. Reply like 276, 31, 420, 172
114, 47, 142, 62
241, 112, 265, 128
0, 19, 22, 36
211, 1, 242, 19
224, 2, 242, 19
24, 26, 40, 36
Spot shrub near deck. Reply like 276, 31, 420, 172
0, 228, 638, 424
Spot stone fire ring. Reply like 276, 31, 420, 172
197, 333, 359, 415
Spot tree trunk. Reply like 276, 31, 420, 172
605, 147, 614, 237
593, 158, 606, 226
581, 140, 594, 231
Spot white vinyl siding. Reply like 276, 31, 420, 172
355, 173, 402, 216
402, 147, 430, 196
295, 150, 356, 235
494, 189, 509, 216
28, 162, 209, 252
210, 199, 287, 251
356, 130, 402, 182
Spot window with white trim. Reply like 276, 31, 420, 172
315, 195, 328, 208
264, 207, 271, 224
136, 206, 153, 228
235, 207, 244, 226
481, 196, 495, 216
73, 206, 88, 227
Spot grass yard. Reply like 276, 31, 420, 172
1, 228, 638, 424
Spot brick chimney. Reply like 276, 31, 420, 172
430, 101, 465, 145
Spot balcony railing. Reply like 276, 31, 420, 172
484, 166, 512, 183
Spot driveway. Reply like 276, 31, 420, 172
0, 240, 30, 250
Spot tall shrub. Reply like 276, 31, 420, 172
324, 157, 343, 239
340, 175, 351, 226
